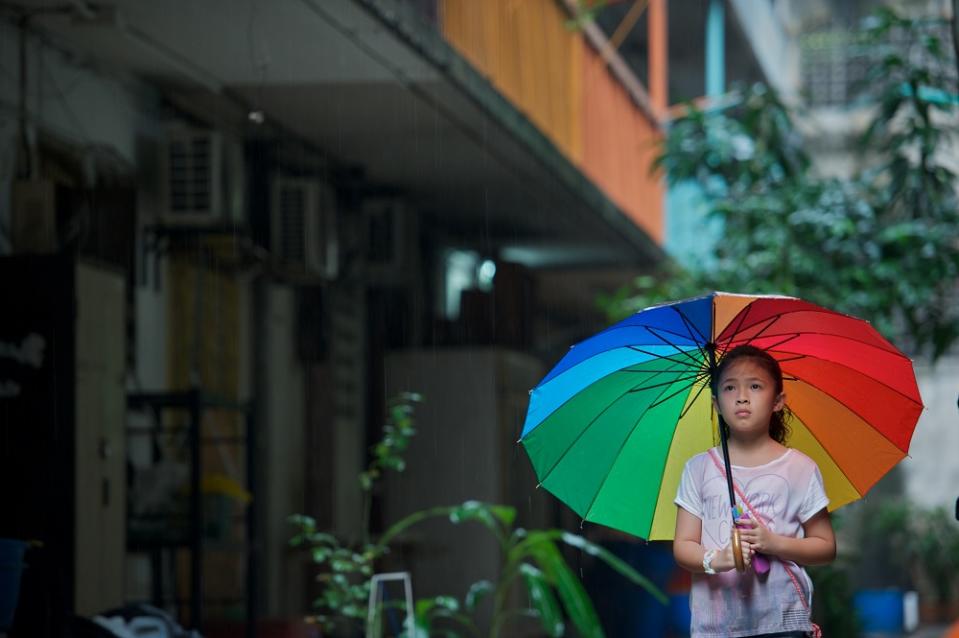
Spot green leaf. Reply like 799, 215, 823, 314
465, 579, 494, 611
559, 533, 668, 604
432, 596, 459, 612
359, 472, 373, 491
330, 558, 355, 572
414, 598, 435, 620
287, 513, 316, 529
519, 563, 565, 637
413, 595, 460, 631
526, 537, 604, 638
449, 501, 501, 535
490, 505, 517, 527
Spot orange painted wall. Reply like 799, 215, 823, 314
581, 45, 664, 243
440, 0, 664, 244
441, 0, 582, 161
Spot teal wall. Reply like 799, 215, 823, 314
664, 179, 722, 270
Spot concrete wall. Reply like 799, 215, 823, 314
1, 16, 175, 611
0, 20, 312, 622
0, 19, 162, 166
0, 18, 168, 386
75, 262, 127, 615
0, 17, 163, 257
730, 0, 802, 98
381, 348, 548, 623
902, 354, 959, 512
260, 284, 308, 617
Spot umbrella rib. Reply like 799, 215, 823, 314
764, 349, 923, 455
723, 308, 908, 359
575, 323, 707, 354
776, 355, 924, 415
671, 307, 713, 374
671, 305, 710, 344
720, 304, 846, 336
540, 321, 710, 387
670, 307, 710, 356
633, 324, 710, 346
626, 346, 700, 370
534, 361, 690, 490
728, 329, 916, 362
724, 313, 782, 352
720, 306, 792, 350
626, 371, 711, 393
648, 370, 712, 410
784, 375, 918, 460
744, 314, 785, 346
580, 374, 687, 523
785, 397, 883, 500
719, 300, 755, 351
620, 367, 699, 374
747, 332, 802, 354
643, 326, 705, 367
744, 332, 922, 405
677, 374, 712, 420
640, 324, 697, 343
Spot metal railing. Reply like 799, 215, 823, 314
800, 20, 957, 107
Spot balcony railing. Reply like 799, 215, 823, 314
801, 20, 957, 108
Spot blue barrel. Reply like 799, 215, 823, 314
583, 542, 675, 638
0, 538, 27, 631
668, 592, 691, 636
854, 589, 903, 634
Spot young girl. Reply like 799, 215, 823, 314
673, 345, 836, 637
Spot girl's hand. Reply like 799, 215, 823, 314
713, 536, 754, 572
737, 517, 779, 556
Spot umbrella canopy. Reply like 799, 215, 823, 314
520, 292, 924, 540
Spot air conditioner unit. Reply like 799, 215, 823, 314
361, 197, 417, 283
160, 127, 245, 226
270, 177, 338, 279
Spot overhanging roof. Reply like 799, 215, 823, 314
16, 0, 665, 268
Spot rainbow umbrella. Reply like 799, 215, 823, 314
520, 292, 924, 540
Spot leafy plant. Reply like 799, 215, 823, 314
377, 500, 666, 637
288, 514, 377, 630
289, 392, 421, 633
359, 393, 421, 542
808, 562, 861, 637
290, 393, 666, 637
604, 7, 959, 360
846, 500, 959, 614
847, 499, 916, 591
911, 506, 959, 607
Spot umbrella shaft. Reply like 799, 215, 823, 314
708, 345, 738, 512
718, 415, 737, 510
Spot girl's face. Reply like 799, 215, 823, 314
713, 358, 785, 440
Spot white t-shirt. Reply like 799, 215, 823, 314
674, 447, 830, 638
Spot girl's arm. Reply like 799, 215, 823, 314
739, 508, 836, 566
674, 506, 752, 573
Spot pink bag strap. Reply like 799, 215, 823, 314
707, 449, 822, 638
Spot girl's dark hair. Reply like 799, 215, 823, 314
713, 344, 791, 444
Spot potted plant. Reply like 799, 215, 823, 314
288, 393, 667, 637
912, 507, 959, 623
849, 499, 914, 634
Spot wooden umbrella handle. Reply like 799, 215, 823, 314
731, 527, 746, 572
